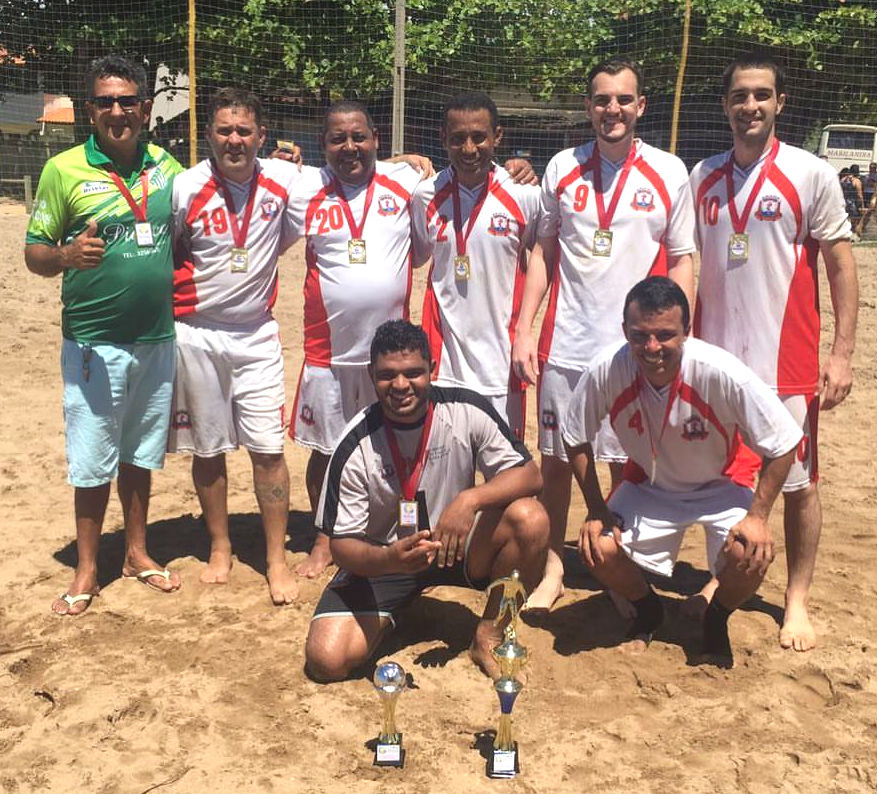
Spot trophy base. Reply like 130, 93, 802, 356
374, 736, 405, 768
487, 743, 519, 778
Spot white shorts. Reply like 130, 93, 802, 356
780, 393, 818, 493
168, 319, 286, 456
608, 479, 754, 578
290, 363, 375, 455
538, 363, 625, 463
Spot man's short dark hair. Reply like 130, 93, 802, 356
587, 57, 643, 96
722, 51, 786, 97
84, 55, 148, 100
370, 320, 431, 366
443, 92, 499, 130
323, 100, 376, 137
207, 87, 265, 127
623, 276, 690, 333
850, 164, 861, 176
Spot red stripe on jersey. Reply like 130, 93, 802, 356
554, 155, 596, 199
695, 165, 725, 209
608, 380, 640, 426
173, 256, 198, 318
507, 240, 529, 391
258, 173, 290, 202
267, 270, 279, 312
305, 182, 333, 231
421, 261, 445, 376
536, 240, 562, 363
185, 175, 221, 226
375, 172, 412, 203
648, 243, 668, 277
722, 431, 761, 489
633, 157, 671, 216
621, 458, 649, 484
302, 245, 332, 366
402, 248, 413, 321
426, 179, 454, 225
768, 164, 820, 393
678, 382, 731, 452
491, 183, 527, 226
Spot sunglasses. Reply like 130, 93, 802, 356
90, 95, 141, 110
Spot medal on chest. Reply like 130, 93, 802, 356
727, 232, 749, 262
135, 221, 154, 248
230, 247, 249, 273
348, 237, 367, 264
592, 229, 613, 257
453, 254, 471, 281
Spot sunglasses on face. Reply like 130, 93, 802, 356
90, 95, 141, 110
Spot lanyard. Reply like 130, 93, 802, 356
636, 368, 683, 484
725, 138, 779, 234
451, 169, 494, 257
333, 176, 376, 239
593, 142, 638, 230
106, 169, 149, 223
383, 404, 435, 501
213, 161, 261, 249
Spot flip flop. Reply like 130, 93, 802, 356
123, 568, 179, 593
53, 592, 97, 616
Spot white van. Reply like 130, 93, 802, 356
817, 124, 877, 171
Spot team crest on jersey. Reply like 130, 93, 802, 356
81, 181, 111, 196
681, 415, 708, 441
755, 195, 782, 221
172, 410, 192, 429
299, 404, 315, 426
631, 187, 656, 212
260, 197, 280, 220
487, 213, 513, 236
541, 410, 557, 430
377, 194, 400, 216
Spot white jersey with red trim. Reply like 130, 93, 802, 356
285, 160, 425, 367
172, 157, 305, 326
537, 139, 695, 370
691, 141, 851, 393
561, 337, 802, 493
412, 165, 541, 395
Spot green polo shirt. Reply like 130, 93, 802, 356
26, 135, 183, 344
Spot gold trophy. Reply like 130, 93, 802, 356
486, 570, 529, 778
373, 660, 407, 767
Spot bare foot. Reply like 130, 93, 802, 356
681, 577, 719, 619
523, 549, 564, 612
608, 589, 636, 619
296, 534, 334, 578
200, 548, 233, 585
122, 555, 181, 592
469, 620, 504, 680
267, 561, 299, 605
51, 572, 100, 617
779, 598, 816, 652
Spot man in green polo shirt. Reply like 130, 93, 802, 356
25, 55, 183, 615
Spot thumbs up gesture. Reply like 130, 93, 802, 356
64, 219, 106, 269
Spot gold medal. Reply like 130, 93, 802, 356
592, 228, 613, 257
230, 247, 249, 273
348, 238, 367, 264
728, 232, 749, 262
453, 254, 471, 281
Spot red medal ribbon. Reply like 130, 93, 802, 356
593, 141, 639, 230
451, 168, 494, 257
213, 161, 261, 249
333, 175, 376, 240
383, 403, 435, 500
106, 168, 149, 223
636, 368, 684, 479
724, 138, 780, 234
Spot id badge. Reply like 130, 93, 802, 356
453, 254, 471, 281
348, 238, 367, 264
728, 232, 749, 262
230, 247, 249, 273
135, 222, 154, 248
592, 228, 613, 257
398, 499, 419, 534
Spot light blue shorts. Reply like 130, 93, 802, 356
62, 339, 175, 487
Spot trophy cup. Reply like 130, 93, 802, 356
373, 660, 407, 767
486, 570, 529, 779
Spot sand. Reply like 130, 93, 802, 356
1, 197, 875, 794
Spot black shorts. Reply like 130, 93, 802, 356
312, 559, 491, 626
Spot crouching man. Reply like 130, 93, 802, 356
305, 320, 549, 681
562, 276, 802, 666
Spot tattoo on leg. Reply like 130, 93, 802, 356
255, 482, 289, 505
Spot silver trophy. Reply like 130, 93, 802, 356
486, 570, 529, 778
373, 660, 407, 767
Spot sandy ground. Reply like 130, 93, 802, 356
0, 197, 875, 794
